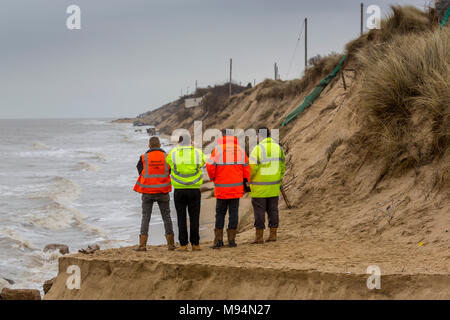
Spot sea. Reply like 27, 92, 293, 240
0, 118, 174, 293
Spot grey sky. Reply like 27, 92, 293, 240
0, 0, 428, 119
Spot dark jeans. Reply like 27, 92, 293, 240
140, 193, 173, 235
215, 198, 239, 230
174, 189, 201, 246
251, 197, 279, 229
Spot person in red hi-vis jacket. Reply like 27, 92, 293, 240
133, 136, 176, 252
206, 129, 250, 249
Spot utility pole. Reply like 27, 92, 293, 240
195, 80, 198, 92
304, 18, 308, 68
229, 58, 232, 97
274, 62, 278, 80
361, 3, 364, 36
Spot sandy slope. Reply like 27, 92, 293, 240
45, 65, 449, 299
44, 198, 450, 299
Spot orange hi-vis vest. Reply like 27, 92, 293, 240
134, 148, 172, 194
206, 136, 250, 199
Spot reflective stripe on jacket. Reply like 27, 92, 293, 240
133, 148, 172, 194
249, 137, 286, 198
166, 145, 206, 189
206, 136, 250, 199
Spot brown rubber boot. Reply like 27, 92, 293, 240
134, 234, 148, 252
165, 233, 177, 251
227, 229, 237, 247
252, 228, 264, 244
176, 245, 189, 252
210, 229, 224, 249
267, 228, 277, 242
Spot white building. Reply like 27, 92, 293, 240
184, 97, 204, 108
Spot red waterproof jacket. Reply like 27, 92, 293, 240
206, 136, 250, 199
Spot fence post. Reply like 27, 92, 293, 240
361, 3, 364, 36
229, 58, 232, 97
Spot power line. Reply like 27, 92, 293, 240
285, 19, 305, 79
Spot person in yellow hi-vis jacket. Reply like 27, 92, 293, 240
249, 127, 286, 244
166, 134, 206, 252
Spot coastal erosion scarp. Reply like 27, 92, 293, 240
44, 236, 450, 300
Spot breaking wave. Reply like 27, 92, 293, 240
25, 176, 108, 237
31, 142, 52, 150
75, 161, 99, 172
44, 176, 81, 205
26, 199, 107, 237
18, 149, 70, 158
0, 227, 35, 249
77, 151, 107, 161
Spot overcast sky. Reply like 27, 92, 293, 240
0, 0, 428, 119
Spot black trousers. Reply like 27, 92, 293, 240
215, 198, 239, 230
174, 189, 201, 246
251, 197, 279, 229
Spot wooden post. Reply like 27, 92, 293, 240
229, 58, 232, 97
281, 189, 292, 209
341, 71, 347, 90
304, 18, 308, 68
361, 3, 364, 36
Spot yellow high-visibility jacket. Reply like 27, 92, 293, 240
249, 138, 285, 198
166, 145, 206, 189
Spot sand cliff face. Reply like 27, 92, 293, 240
44, 242, 450, 300
47, 7, 450, 300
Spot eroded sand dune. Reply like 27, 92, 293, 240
47, 7, 450, 300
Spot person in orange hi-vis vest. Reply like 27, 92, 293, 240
206, 129, 250, 249
133, 136, 176, 252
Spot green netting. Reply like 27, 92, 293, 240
440, 6, 450, 30
281, 55, 347, 127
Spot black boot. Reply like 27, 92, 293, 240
227, 229, 237, 247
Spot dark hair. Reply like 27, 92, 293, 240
149, 136, 161, 148
221, 128, 233, 137
178, 134, 191, 146
258, 127, 271, 138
